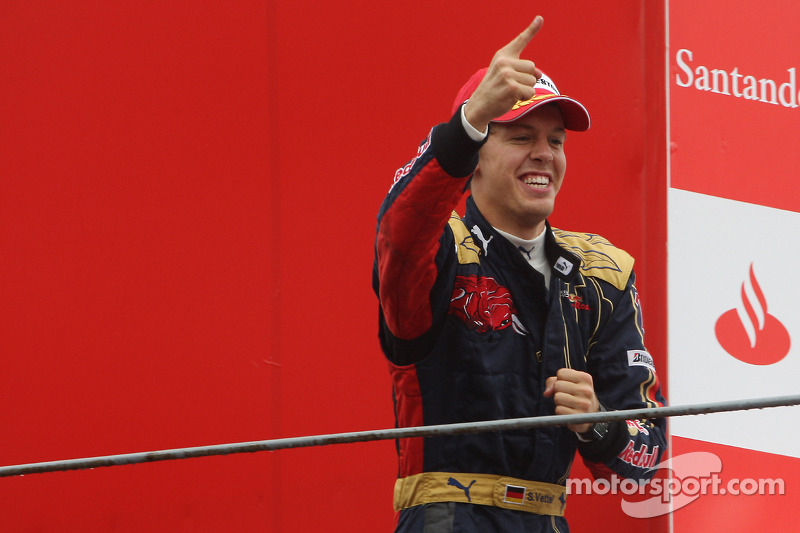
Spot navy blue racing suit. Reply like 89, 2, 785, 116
373, 107, 667, 532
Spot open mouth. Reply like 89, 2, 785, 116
521, 174, 550, 190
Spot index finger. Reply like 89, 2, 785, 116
500, 16, 544, 58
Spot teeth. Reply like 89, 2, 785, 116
523, 175, 549, 186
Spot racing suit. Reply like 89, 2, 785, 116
373, 107, 667, 532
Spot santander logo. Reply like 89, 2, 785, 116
714, 263, 790, 365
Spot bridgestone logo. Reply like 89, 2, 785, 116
627, 350, 655, 371
535, 73, 559, 94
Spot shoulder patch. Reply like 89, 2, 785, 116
552, 229, 633, 290
447, 211, 480, 265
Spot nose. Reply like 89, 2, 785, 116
529, 137, 554, 163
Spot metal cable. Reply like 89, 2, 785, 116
2, 394, 799, 478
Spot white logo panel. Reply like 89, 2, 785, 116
627, 350, 656, 371
668, 189, 800, 458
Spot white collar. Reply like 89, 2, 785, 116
494, 227, 551, 289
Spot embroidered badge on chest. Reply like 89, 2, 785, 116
561, 289, 591, 311
449, 275, 529, 335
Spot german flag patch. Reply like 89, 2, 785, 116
504, 484, 525, 505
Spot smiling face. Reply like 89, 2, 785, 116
470, 103, 566, 240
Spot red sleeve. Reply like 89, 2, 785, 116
374, 108, 483, 340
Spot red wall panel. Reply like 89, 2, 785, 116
668, 0, 800, 528
1, 1, 666, 531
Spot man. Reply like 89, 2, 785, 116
373, 16, 666, 532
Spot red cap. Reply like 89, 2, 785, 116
452, 68, 591, 131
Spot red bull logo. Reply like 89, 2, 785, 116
618, 442, 659, 469
566, 292, 590, 311
626, 419, 650, 436
449, 275, 528, 335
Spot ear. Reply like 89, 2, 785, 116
473, 153, 482, 176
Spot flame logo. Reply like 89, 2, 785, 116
714, 263, 790, 365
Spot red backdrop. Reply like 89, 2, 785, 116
1, 1, 667, 531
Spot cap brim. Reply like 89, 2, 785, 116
493, 94, 591, 132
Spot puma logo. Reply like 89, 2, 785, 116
471, 225, 493, 256
447, 477, 477, 502
518, 244, 536, 260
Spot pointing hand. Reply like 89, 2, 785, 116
464, 16, 545, 132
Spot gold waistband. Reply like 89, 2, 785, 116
394, 472, 567, 516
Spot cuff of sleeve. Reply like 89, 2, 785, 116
577, 419, 629, 464
461, 104, 488, 141
431, 104, 487, 178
